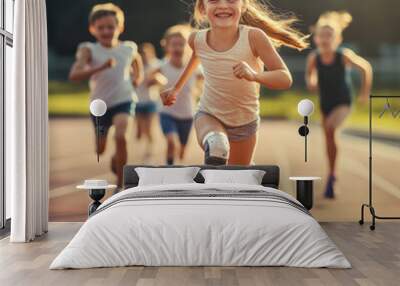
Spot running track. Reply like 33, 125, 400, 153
49, 117, 400, 222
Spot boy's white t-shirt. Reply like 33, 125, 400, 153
136, 58, 162, 103
159, 61, 201, 119
78, 41, 138, 108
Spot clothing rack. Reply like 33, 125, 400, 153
359, 95, 400, 230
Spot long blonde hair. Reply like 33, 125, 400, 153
193, 0, 309, 51
313, 11, 353, 34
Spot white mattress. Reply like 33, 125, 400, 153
50, 183, 351, 269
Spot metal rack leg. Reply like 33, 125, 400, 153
369, 206, 376, 231
359, 203, 400, 231
359, 95, 400, 231
359, 204, 367, 225
359, 204, 376, 230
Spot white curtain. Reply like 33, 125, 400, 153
7, 0, 49, 242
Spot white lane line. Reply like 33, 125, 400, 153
274, 141, 291, 194
49, 184, 80, 199
341, 156, 400, 200
269, 126, 296, 195
342, 133, 400, 162
49, 172, 114, 198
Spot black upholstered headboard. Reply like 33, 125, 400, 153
123, 165, 280, 189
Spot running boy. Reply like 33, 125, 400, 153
305, 11, 373, 198
69, 3, 144, 187
154, 25, 203, 165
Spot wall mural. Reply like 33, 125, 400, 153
47, 1, 400, 225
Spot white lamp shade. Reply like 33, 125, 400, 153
90, 99, 107, 117
298, 99, 315, 117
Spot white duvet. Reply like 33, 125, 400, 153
50, 183, 351, 269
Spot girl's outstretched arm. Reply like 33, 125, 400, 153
305, 52, 319, 92
160, 32, 200, 106
233, 28, 293, 90
146, 67, 169, 87
69, 47, 114, 82
131, 54, 145, 87
174, 54, 201, 92
343, 48, 373, 103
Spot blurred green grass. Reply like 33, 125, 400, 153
49, 81, 90, 116
49, 81, 400, 135
260, 91, 400, 135
49, 94, 90, 116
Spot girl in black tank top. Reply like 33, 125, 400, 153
305, 11, 373, 199
316, 49, 352, 115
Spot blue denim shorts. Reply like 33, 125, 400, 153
135, 101, 158, 115
91, 101, 133, 136
194, 111, 260, 142
159, 113, 193, 145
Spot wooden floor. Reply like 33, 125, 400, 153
1, 222, 400, 286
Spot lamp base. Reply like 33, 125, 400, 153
88, 189, 106, 216
298, 126, 309, 137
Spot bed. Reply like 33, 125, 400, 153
50, 165, 350, 269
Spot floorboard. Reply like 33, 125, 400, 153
1, 222, 399, 286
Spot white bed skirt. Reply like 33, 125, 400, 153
50, 183, 351, 269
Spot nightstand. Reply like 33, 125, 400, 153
289, 177, 321, 210
77, 180, 117, 216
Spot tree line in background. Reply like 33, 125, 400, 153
47, 0, 399, 57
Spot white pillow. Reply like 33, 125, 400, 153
200, 169, 266, 185
135, 167, 201, 186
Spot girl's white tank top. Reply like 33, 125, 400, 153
194, 25, 263, 126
